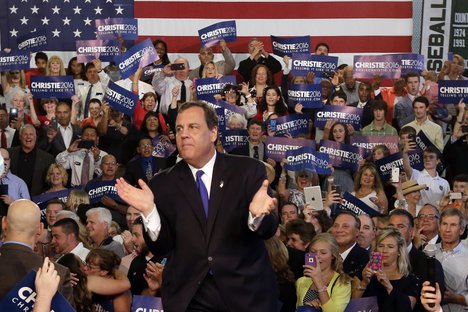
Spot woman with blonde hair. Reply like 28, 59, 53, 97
46, 55, 66, 76
45, 163, 68, 193
296, 233, 351, 311
352, 227, 419, 312
352, 162, 388, 214
66, 189, 90, 213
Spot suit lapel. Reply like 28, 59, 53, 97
206, 154, 228, 242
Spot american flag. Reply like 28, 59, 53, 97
1, 0, 413, 66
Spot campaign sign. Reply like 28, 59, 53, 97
104, 81, 139, 116
287, 83, 323, 109
30, 76, 75, 98
314, 105, 363, 130
96, 18, 138, 40
131, 295, 164, 312
32, 188, 73, 224
271, 35, 310, 57
16, 30, 47, 52
344, 296, 379, 312
285, 147, 332, 175
273, 114, 309, 137
209, 100, 245, 127
438, 80, 468, 104
0, 51, 30, 71
375, 152, 404, 182
76, 40, 121, 63
397, 53, 425, 75
353, 54, 402, 79
142, 63, 163, 81
215, 107, 226, 132
265, 136, 316, 162
338, 192, 380, 217
318, 140, 365, 171
87, 179, 123, 204
114, 39, 158, 79
152, 136, 177, 158
408, 148, 424, 171
291, 53, 339, 77
0, 271, 75, 311
350, 135, 400, 154
221, 129, 248, 152
415, 130, 437, 151
198, 20, 237, 48
195, 76, 237, 102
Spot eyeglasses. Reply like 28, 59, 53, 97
418, 214, 438, 220
84, 262, 100, 270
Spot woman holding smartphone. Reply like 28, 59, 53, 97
352, 227, 419, 312
296, 233, 351, 311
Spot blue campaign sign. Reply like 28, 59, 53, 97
396, 53, 425, 75
195, 76, 237, 102
314, 105, 363, 130
104, 81, 139, 116
438, 80, 468, 104
96, 18, 138, 40
17, 29, 48, 52
0, 271, 75, 312
86, 179, 123, 204
0, 51, 30, 71
271, 35, 311, 57
152, 136, 177, 158
291, 53, 338, 77
209, 100, 245, 134
221, 129, 248, 152
287, 83, 323, 109
76, 40, 121, 63
350, 135, 400, 154
285, 147, 332, 175
115, 39, 158, 79
374, 152, 404, 182
273, 114, 309, 137
266, 136, 316, 162
30, 76, 75, 98
353, 54, 402, 79
416, 130, 437, 151
338, 192, 380, 217
131, 295, 164, 312
32, 188, 73, 224
198, 20, 237, 48
318, 140, 365, 171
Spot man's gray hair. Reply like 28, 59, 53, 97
86, 207, 112, 227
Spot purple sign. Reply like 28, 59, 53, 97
209, 100, 245, 133
266, 136, 316, 162
86, 179, 123, 204
198, 20, 237, 48
318, 140, 366, 171
273, 114, 309, 137
95, 18, 138, 40
271, 35, 311, 57
396, 53, 425, 75
438, 80, 468, 104
195, 76, 237, 102
30, 76, 75, 98
285, 147, 332, 175
344, 297, 379, 312
350, 135, 400, 154
131, 295, 163, 312
0, 51, 30, 71
314, 105, 363, 130
221, 129, 248, 152
291, 53, 338, 77
17, 29, 47, 52
152, 136, 177, 158
353, 54, 402, 79
375, 152, 404, 182
338, 192, 380, 217
114, 39, 158, 79
287, 83, 323, 109
104, 81, 139, 116
76, 40, 121, 62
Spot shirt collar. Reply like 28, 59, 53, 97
188, 152, 217, 181
340, 242, 356, 261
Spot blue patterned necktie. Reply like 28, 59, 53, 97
195, 170, 209, 217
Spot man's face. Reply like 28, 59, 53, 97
389, 214, 413, 245
331, 214, 359, 248
247, 124, 263, 142
0, 110, 8, 129
358, 84, 370, 103
20, 127, 37, 151
86, 213, 107, 241
248, 40, 262, 54
137, 139, 153, 158
46, 203, 63, 226
101, 156, 117, 178
440, 215, 463, 246
332, 96, 346, 106
423, 152, 438, 170
315, 45, 329, 55
281, 204, 298, 225
82, 128, 98, 144
56, 104, 71, 126
453, 181, 467, 193
175, 106, 217, 168
36, 58, 47, 72
131, 223, 148, 255
357, 215, 376, 249
414, 101, 428, 120
126, 206, 140, 229
286, 233, 309, 251
417, 205, 439, 235
51, 226, 72, 254
406, 76, 420, 96
0, 149, 11, 176
198, 48, 214, 65
344, 72, 355, 90
85, 67, 99, 84
174, 58, 189, 81
373, 108, 386, 122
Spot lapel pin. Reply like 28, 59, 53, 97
219, 180, 224, 188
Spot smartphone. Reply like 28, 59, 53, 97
304, 186, 323, 211
369, 252, 383, 271
450, 192, 463, 200
391, 167, 400, 183
269, 119, 277, 130
305, 252, 317, 267
170, 63, 185, 71
332, 184, 342, 196
407, 133, 415, 142
9, 108, 18, 122
77, 140, 95, 149
48, 119, 58, 130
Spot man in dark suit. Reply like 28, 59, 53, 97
39, 102, 81, 157
116, 101, 279, 311
9, 124, 54, 196
123, 137, 167, 186
0, 199, 73, 302
331, 211, 369, 278
348, 81, 374, 128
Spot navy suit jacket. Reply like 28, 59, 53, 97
343, 243, 370, 279
144, 153, 279, 311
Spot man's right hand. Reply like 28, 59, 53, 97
115, 178, 155, 217
67, 140, 80, 153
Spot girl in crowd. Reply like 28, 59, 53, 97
352, 163, 388, 214
29, 98, 58, 128
202, 60, 222, 79
66, 57, 85, 83
258, 86, 288, 121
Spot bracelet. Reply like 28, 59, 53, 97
317, 285, 328, 293
245, 94, 252, 99
356, 284, 367, 291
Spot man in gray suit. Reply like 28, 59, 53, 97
0, 199, 73, 302
394, 72, 420, 129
